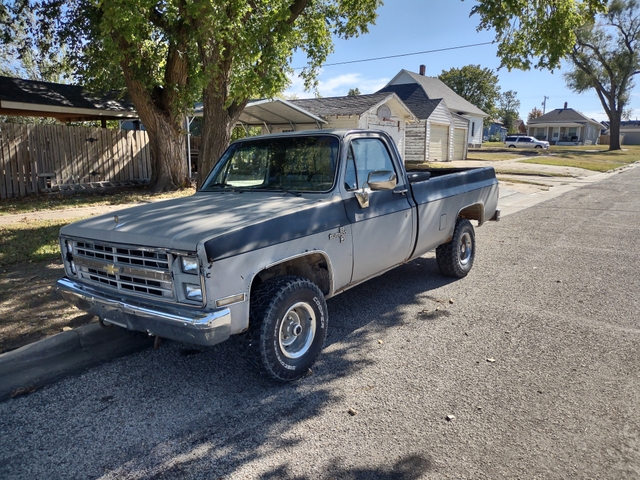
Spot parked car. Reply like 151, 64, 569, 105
504, 136, 549, 149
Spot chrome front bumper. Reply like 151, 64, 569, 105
57, 277, 231, 347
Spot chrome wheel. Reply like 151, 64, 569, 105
279, 302, 316, 359
459, 232, 473, 266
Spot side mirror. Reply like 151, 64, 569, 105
367, 170, 397, 191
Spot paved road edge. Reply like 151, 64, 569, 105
0, 322, 152, 401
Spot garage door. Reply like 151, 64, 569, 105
453, 128, 467, 160
429, 124, 449, 161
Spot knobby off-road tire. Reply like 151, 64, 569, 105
248, 276, 328, 382
436, 218, 476, 278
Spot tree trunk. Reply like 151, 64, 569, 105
124, 78, 190, 192
197, 89, 247, 186
608, 111, 622, 151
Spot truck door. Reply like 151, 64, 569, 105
342, 136, 414, 283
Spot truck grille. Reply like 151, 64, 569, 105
71, 240, 174, 300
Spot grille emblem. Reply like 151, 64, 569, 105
104, 264, 119, 275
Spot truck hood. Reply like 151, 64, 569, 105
60, 192, 329, 251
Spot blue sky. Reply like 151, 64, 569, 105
285, 0, 638, 122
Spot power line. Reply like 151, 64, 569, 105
293, 41, 494, 70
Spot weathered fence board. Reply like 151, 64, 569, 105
0, 124, 152, 199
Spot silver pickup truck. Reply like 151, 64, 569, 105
57, 129, 499, 381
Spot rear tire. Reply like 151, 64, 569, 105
248, 276, 328, 381
508, 145, 516, 148
436, 219, 475, 278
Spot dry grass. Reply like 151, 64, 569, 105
0, 218, 79, 267
519, 145, 640, 172
0, 186, 196, 216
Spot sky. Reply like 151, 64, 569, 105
284, 0, 639, 123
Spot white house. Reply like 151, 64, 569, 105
286, 93, 417, 159
380, 67, 488, 156
527, 104, 604, 145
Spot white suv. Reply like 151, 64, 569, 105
504, 136, 549, 149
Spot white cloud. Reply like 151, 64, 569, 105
283, 72, 390, 99
581, 111, 609, 122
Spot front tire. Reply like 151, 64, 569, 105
535, 145, 542, 149
248, 276, 328, 381
436, 219, 476, 278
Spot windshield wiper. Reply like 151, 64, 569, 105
204, 182, 237, 191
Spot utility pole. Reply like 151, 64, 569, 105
542, 96, 549, 114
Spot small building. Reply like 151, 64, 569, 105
527, 104, 604, 145
287, 93, 417, 159
377, 82, 468, 162
483, 120, 508, 141
380, 67, 488, 150
616, 120, 640, 145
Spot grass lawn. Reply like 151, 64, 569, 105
0, 186, 196, 216
0, 218, 78, 267
471, 143, 640, 172
519, 145, 640, 172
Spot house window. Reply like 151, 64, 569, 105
471, 122, 475, 138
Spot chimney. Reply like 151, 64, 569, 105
564, 102, 568, 109
419, 65, 426, 76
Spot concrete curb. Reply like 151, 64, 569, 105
0, 322, 152, 401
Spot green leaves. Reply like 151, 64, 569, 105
471, 0, 608, 70
438, 65, 501, 116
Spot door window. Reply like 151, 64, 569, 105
344, 138, 396, 190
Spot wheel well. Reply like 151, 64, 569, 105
251, 253, 331, 297
458, 203, 485, 226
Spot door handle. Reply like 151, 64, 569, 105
393, 188, 407, 195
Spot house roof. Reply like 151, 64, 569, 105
289, 92, 411, 118
0, 76, 138, 121
376, 83, 443, 120
528, 108, 603, 127
384, 70, 487, 117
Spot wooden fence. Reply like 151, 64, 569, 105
1, 123, 151, 199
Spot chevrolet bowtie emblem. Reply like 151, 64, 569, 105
329, 227, 347, 243
104, 264, 119, 275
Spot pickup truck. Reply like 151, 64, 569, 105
57, 129, 499, 381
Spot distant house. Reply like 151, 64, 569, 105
380, 67, 487, 153
287, 93, 417, 158
483, 120, 508, 141
611, 120, 640, 145
527, 103, 604, 145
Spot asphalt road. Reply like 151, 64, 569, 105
1, 167, 639, 479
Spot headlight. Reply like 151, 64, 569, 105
184, 283, 203, 301
181, 256, 199, 274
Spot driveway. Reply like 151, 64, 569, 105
1, 165, 639, 479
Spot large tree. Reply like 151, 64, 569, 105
565, 0, 640, 150
438, 65, 501, 117
1, 0, 380, 190
471, 0, 608, 70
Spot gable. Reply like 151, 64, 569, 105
385, 69, 487, 117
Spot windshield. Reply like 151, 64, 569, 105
200, 135, 340, 193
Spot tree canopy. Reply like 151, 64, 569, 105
471, 0, 608, 70
565, 0, 640, 150
1, 0, 381, 190
438, 65, 501, 117
498, 90, 521, 132
527, 107, 544, 122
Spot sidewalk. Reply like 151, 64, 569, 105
1, 158, 637, 401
